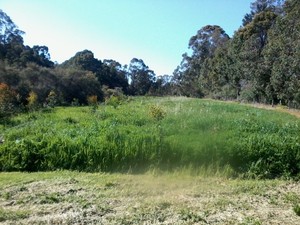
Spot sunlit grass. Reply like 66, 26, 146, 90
0, 171, 298, 224
0, 97, 299, 178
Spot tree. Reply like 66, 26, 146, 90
60, 50, 129, 92
231, 8, 278, 103
264, 0, 300, 107
239, 11, 277, 52
149, 74, 173, 96
128, 58, 155, 95
0, 62, 20, 87
242, 0, 284, 26
46, 90, 58, 107
32, 45, 54, 67
199, 43, 239, 99
19, 64, 59, 104
175, 25, 230, 97
0, 9, 25, 66
60, 50, 102, 72
57, 68, 103, 104
0, 9, 25, 45
102, 59, 129, 93
1, 10, 55, 68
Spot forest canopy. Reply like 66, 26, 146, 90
173, 0, 300, 108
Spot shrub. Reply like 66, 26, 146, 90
294, 204, 300, 216
149, 105, 166, 121
46, 90, 58, 108
71, 98, 80, 106
26, 91, 38, 111
87, 95, 98, 111
105, 95, 122, 108
0, 83, 17, 118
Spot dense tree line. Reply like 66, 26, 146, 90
173, 0, 300, 108
0, 9, 165, 118
1, 0, 300, 119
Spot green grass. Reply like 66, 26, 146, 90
1, 97, 300, 178
0, 207, 29, 222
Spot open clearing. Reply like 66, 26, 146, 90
0, 172, 299, 224
1, 97, 300, 224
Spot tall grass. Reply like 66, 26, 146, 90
0, 97, 299, 178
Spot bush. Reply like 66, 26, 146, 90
26, 91, 38, 111
0, 83, 18, 119
105, 95, 122, 108
87, 95, 98, 111
149, 105, 166, 121
45, 90, 58, 108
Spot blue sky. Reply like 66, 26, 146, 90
1, 0, 253, 75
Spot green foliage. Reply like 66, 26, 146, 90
2, 3, 300, 110
105, 95, 123, 108
179, 208, 208, 223
128, 58, 155, 95
230, 116, 300, 178
294, 204, 300, 216
71, 98, 80, 106
46, 90, 58, 108
0, 207, 29, 222
0, 82, 17, 118
0, 97, 299, 178
174, 25, 230, 97
87, 95, 98, 111
171, 1, 300, 108
26, 91, 38, 111
149, 105, 166, 121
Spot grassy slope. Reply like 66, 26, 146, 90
1, 96, 300, 177
1, 97, 300, 224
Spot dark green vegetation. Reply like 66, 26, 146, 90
0, 172, 299, 224
174, 0, 300, 108
1, 97, 299, 179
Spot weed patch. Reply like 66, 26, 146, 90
0, 97, 299, 178
0, 207, 29, 222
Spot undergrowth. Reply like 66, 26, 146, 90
0, 97, 299, 178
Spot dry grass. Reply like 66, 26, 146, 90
207, 98, 300, 119
247, 103, 300, 118
0, 172, 299, 224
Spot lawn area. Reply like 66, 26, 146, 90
0, 171, 299, 224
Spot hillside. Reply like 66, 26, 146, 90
1, 97, 299, 178
1, 97, 300, 224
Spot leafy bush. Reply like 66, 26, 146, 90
45, 90, 58, 108
149, 105, 166, 121
0, 83, 18, 119
87, 95, 98, 112
294, 204, 300, 216
26, 91, 38, 111
105, 95, 122, 108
